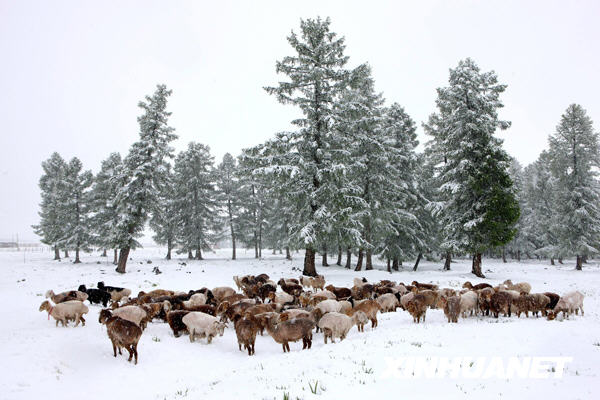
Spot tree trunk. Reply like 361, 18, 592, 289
558, 256, 563, 264
64, 250, 69, 258
443, 252, 451, 271
54, 246, 60, 260
345, 248, 351, 269
336, 246, 342, 266
517, 250, 521, 262
355, 249, 364, 271
365, 249, 373, 270
195, 249, 203, 260
113, 249, 118, 265
272, 248, 276, 255
392, 257, 399, 271
258, 223, 262, 258
166, 243, 172, 260
285, 246, 291, 260
101, 249, 107, 257
502, 247, 507, 263
254, 234, 258, 259
582, 255, 588, 263
74, 247, 81, 264
227, 198, 236, 260
116, 247, 130, 273
550, 257, 555, 265
471, 253, 485, 278
188, 250, 193, 260
386, 258, 391, 273
303, 248, 317, 277
576, 255, 583, 271
322, 245, 329, 266
413, 253, 422, 271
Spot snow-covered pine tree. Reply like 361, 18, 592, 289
505, 158, 534, 261
547, 104, 600, 270
424, 58, 519, 278
114, 84, 177, 273
173, 142, 218, 260
61, 157, 93, 263
264, 17, 351, 276
215, 153, 241, 260
90, 153, 124, 264
150, 166, 178, 260
33, 152, 68, 260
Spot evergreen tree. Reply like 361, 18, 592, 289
62, 157, 93, 263
173, 142, 218, 259
265, 17, 351, 276
150, 167, 178, 260
215, 153, 241, 260
505, 158, 534, 261
424, 58, 519, 277
33, 152, 67, 260
114, 84, 177, 273
547, 104, 600, 270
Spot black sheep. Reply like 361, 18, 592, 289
78, 285, 111, 306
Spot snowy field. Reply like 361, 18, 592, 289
1, 247, 599, 400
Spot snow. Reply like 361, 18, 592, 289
1, 248, 599, 399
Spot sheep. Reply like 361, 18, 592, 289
547, 291, 584, 320
391, 284, 408, 295
490, 292, 512, 318
376, 293, 400, 312
233, 276, 243, 291
233, 314, 259, 355
99, 312, 142, 365
411, 281, 438, 291
217, 301, 254, 322
462, 281, 492, 291
414, 289, 438, 309
349, 299, 381, 328
264, 315, 315, 352
279, 309, 312, 322
39, 300, 88, 327
257, 284, 277, 302
243, 303, 278, 317
167, 310, 190, 337
97, 282, 132, 302
45, 289, 88, 304
102, 306, 148, 329
459, 291, 479, 317
317, 312, 364, 343
78, 285, 111, 307
352, 283, 375, 300
267, 291, 295, 307
353, 277, 368, 288
140, 301, 171, 323
212, 287, 237, 303
253, 312, 280, 335
530, 293, 551, 317
300, 275, 325, 291
406, 294, 428, 323
325, 285, 352, 300
351, 310, 369, 332
277, 279, 303, 297
182, 293, 207, 308
477, 287, 495, 316
400, 292, 415, 310
503, 280, 532, 294
438, 288, 457, 298
182, 312, 227, 343
543, 292, 560, 311
315, 299, 345, 315
220, 293, 250, 305
439, 295, 461, 323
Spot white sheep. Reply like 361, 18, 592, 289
376, 293, 400, 312
353, 277, 367, 288
392, 284, 408, 295
317, 311, 365, 343
503, 280, 532, 294
459, 291, 478, 317
268, 291, 294, 306
182, 311, 227, 343
315, 299, 344, 314
111, 306, 148, 329
551, 291, 584, 319
45, 289, 88, 304
39, 300, 88, 327
183, 293, 207, 308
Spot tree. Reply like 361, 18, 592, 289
33, 152, 67, 260
547, 104, 600, 270
62, 157, 93, 263
424, 58, 519, 278
150, 167, 178, 260
173, 142, 218, 259
215, 153, 241, 260
114, 84, 177, 273
91, 153, 125, 264
265, 17, 351, 276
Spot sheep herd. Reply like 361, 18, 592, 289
38, 275, 585, 365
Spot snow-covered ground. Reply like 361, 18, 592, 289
1, 247, 599, 399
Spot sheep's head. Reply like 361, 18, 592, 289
44, 290, 54, 299
213, 321, 227, 336
462, 281, 472, 289
503, 279, 513, 286
39, 300, 50, 312
325, 285, 334, 292
98, 309, 112, 324
546, 310, 557, 321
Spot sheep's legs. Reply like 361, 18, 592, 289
111, 341, 117, 357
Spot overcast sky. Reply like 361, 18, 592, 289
1, 0, 599, 241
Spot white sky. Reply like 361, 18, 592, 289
1, 0, 599, 241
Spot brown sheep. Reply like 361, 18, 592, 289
265, 316, 315, 353
278, 279, 303, 297
257, 284, 277, 302
325, 285, 352, 300
490, 292, 512, 318
543, 292, 560, 312
350, 299, 382, 328
244, 303, 278, 317
411, 281, 439, 291
514, 294, 535, 318
352, 283, 375, 300
99, 313, 142, 365
212, 287, 237, 303
233, 314, 259, 355
439, 295, 460, 323
477, 287, 495, 316
253, 312, 280, 335
167, 310, 190, 337
406, 294, 428, 323
45, 289, 88, 304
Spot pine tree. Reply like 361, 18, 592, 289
547, 104, 600, 270
114, 84, 177, 273
150, 167, 178, 260
90, 153, 124, 264
424, 58, 519, 278
215, 153, 241, 260
265, 17, 351, 276
33, 152, 68, 260
173, 142, 218, 259
505, 158, 534, 261
62, 157, 93, 263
